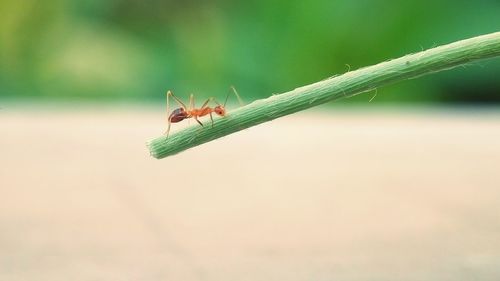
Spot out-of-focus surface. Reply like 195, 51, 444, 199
1, 107, 500, 281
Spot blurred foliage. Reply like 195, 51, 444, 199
0, 0, 499, 103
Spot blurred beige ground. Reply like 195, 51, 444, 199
1, 105, 500, 281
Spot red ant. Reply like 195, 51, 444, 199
164, 86, 243, 138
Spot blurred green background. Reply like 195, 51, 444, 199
1, 0, 499, 104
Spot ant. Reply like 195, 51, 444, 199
164, 86, 243, 138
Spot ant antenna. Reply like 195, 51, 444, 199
223, 91, 230, 106
213, 86, 244, 107
223, 86, 244, 107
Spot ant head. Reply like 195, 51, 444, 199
214, 105, 226, 116
213, 86, 242, 116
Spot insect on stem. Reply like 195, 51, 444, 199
164, 87, 244, 138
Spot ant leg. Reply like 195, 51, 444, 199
165, 120, 172, 139
187, 94, 195, 125
164, 90, 187, 138
194, 117, 204, 127
167, 90, 188, 109
164, 91, 172, 137
165, 91, 170, 136
196, 97, 215, 128
200, 97, 213, 109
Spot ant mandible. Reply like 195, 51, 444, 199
164, 86, 243, 138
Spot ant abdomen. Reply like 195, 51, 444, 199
169, 108, 188, 123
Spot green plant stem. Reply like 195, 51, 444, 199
148, 32, 500, 159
